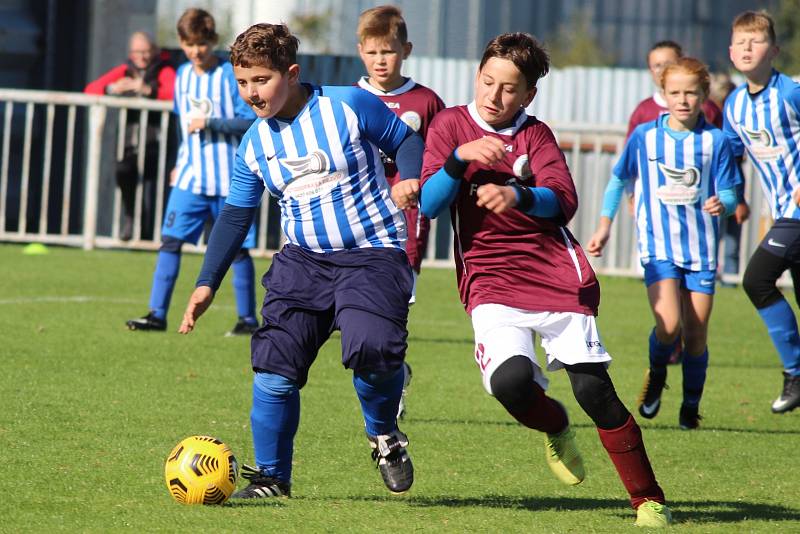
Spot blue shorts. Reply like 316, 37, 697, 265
162, 186, 256, 248
643, 260, 716, 295
252, 244, 413, 387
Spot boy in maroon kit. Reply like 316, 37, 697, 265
415, 33, 671, 528
356, 5, 445, 419
357, 5, 445, 299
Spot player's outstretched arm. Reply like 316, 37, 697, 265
586, 216, 613, 257
179, 286, 214, 334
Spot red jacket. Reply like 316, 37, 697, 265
84, 52, 175, 101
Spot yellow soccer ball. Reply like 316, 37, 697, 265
164, 435, 238, 505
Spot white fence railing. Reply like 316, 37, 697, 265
0, 88, 771, 282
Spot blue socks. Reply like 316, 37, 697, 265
353, 367, 405, 436
757, 298, 800, 376
148, 250, 181, 320
681, 349, 708, 407
251, 372, 300, 483
232, 254, 257, 324
649, 329, 677, 368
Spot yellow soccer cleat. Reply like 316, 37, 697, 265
635, 500, 673, 528
544, 426, 585, 485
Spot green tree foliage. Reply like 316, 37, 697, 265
548, 8, 615, 68
775, 0, 800, 75
290, 10, 333, 54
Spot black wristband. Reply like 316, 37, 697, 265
511, 184, 534, 211
444, 151, 469, 179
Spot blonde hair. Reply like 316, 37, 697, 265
732, 10, 776, 44
660, 57, 710, 96
357, 5, 407, 44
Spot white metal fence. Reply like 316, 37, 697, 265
0, 87, 770, 281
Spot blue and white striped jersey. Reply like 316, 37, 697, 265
227, 84, 412, 253
723, 70, 800, 220
173, 60, 256, 196
615, 115, 742, 271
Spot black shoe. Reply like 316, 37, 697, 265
225, 318, 259, 337
232, 464, 291, 499
368, 429, 413, 494
126, 312, 166, 331
771, 372, 800, 414
679, 403, 702, 430
637, 367, 668, 419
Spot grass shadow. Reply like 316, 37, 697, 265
349, 494, 800, 524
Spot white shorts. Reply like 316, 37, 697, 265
471, 303, 612, 395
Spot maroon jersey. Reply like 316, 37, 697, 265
358, 77, 445, 271
421, 103, 600, 316
626, 92, 722, 137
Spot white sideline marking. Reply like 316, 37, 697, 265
0, 296, 235, 310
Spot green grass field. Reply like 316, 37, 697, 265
2, 243, 799, 533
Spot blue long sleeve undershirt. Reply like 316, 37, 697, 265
196, 204, 257, 291
600, 174, 738, 219
392, 131, 424, 180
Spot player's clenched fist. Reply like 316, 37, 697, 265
456, 136, 507, 166
391, 178, 420, 209
179, 285, 215, 334
476, 183, 517, 214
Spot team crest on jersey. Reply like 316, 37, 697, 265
279, 149, 344, 199
655, 163, 701, 205
400, 111, 421, 131
512, 155, 531, 178
187, 97, 213, 119
740, 125, 785, 161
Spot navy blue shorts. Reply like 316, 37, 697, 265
251, 244, 413, 387
759, 217, 800, 261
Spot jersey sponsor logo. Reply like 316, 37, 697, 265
512, 155, 531, 178
768, 238, 787, 248
279, 149, 345, 200
655, 163, 701, 205
385, 102, 401, 109
399, 111, 421, 131
740, 125, 785, 161
187, 96, 213, 119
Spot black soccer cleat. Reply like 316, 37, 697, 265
637, 367, 668, 419
679, 403, 702, 430
225, 318, 259, 337
126, 312, 166, 331
771, 372, 800, 414
232, 464, 291, 499
368, 429, 413, 494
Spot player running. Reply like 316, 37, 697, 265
587, 57, 741, 430
418, 32, 672, 528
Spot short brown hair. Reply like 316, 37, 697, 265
176, 8, 218, 44
230, 23, 300, 73
479, 33, 549, 89
357, 5, 408, 44
648, 40, 682, 63
732, 10, 776, 44
659, 57, 710, 96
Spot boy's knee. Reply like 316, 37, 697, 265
566, 363, 628, 429
254, 372, 299, 397
159, 236, 183, 253
490, 356, 536, 411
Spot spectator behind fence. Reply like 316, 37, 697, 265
84, 31, 176, 241
710, 71, 750, 286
